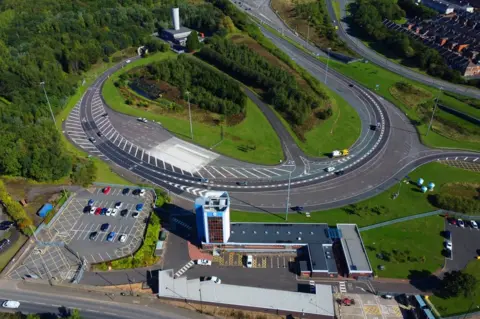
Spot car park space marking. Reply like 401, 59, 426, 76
262, 168, 281, 176
229, 168, 247, 178
253, 168, 271, 177
113, 134, 119, 144
211, 167, 226, 178
97, 253, 104, 262
221, 167, 237, 178
134, 146, 138, 157
240, 168, 260, 178
201, 166, 216, 178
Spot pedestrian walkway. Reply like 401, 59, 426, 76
187, 242, 211, 261
174, 261, 194, 278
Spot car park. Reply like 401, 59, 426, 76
471, 220, 478, 229
196, 259, 212, 266
88, 199, 94, 206
103, 186, 111, 194
119, 234, 127, 243
122, 188, 130, 195
106, 232, 116, 242
325, 167, 335, 172
136, 203, 144, 211
246, 255, 253, 268
89, 232, 98, 240
458, 219, 465, 228
2, 301, 20, 309
100, 223, 110, 232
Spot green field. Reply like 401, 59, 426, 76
231, 162, 480, 226
361, 216, 445, 279
0, 234, 27, 272
430, 261, 480, 316
102, 52, 284, 165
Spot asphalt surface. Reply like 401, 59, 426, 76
0, 280, 209, 319
444, 220, 480, 272
61, 9, 479, 213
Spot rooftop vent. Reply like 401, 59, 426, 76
231, 231, 234, 234
310, 232, 314, 235
242, 231, 245, 234
299, 231, 302, 235
253, 231, 257, 234
297, 237, 302, 240
287, 231, 291, 235
265, 231, 268, 234
276, 231, 280, 234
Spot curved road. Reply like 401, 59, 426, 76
64, 23, 479, 212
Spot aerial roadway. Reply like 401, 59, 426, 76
65, 6, 479, 212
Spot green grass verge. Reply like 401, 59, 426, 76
231, 162, 480, 226
430, 261, 480, 316
55, 51, 135, 185
332, 0, 342, 20
0, 234, 27, 272
361, 216, 444, 278
102, 52, 284, 165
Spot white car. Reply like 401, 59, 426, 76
90, 206, 97, 214
126, 59, 131, 64
445, 240, 452, 250
471, 220, 478, 229
132, 212, 139, 218
119, 234, 127, 243
2, 300, 20, 309
115, 202, 123, 209
205, 276, 221, 284
137, 117, 147, 123
139, 189, 146, 197
111, 208, 118, 217
196, 259, 212, 266
246, 255, 253, 268
325, 167, 335, 172
106, 208, 113, 216
458, 219, 465, 228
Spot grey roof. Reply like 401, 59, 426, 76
337, 224, 373, 273
228, 223, 332, 245
308, 244, 338, 273
158, 270, 334, 317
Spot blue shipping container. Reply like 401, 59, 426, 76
38, 203, 53, 218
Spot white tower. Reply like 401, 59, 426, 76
172, 8, 180, 31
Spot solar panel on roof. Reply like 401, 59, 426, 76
327, 228, 343, 239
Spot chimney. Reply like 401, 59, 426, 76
172, 8, 180, 31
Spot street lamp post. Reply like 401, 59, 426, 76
40, 82, 57, 126
426, 87, 442, 136
186, 91, 193, 140
325, 48, 332, 85
307, 16, 311, 44
285, 171, 292, 221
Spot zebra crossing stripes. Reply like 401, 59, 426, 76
174, 261, 195, 278
339, 282, 347, 293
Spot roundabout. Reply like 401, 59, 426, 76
64, 27, 479, 212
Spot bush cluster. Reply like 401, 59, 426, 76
0, 180, 35, 235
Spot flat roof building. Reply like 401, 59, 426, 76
158, 269, 335, 318
337, 224, 373, 277
161, 8, 192, 46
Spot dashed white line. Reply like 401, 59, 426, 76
211, 167, 226, 178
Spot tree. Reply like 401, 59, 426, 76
441, 270, 478, 298
186, 31, 201, 53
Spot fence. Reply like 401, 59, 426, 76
359, 210, 444, 231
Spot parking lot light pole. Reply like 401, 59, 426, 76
426, 87, 442, 136
325, 48, 331, 85
40, 81, 57, 126
285, 171, 292, 221
186, 91, 193, 140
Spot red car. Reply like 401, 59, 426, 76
449, 218, 457, 225
95, 207, 102, 215
103, 186, 111, 194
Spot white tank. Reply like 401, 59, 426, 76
172, 8, 180, 31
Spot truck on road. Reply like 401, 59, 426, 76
332, 149, 349, 157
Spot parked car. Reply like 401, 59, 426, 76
89, 137, 96, 143
335, 170, 345, 176
103, 186, 111, 194
132, 212, 139, 219
196, 259, 212, 266
83, 206, 91, 213
101, 208, 108, 215
246, 255, 253, 268
100, 223, 110, 232
137, 117, 147, 123
119, 234, 127, 243
237, 181, 248, 186
139, 189, 146, 197
325, 167, 335, 172
89, 231, 98, 240
122, 188, 130, 195
115, 202, 123, 209
90, 206, 97, 214
136, 203, 144, 211
97, 131, 102, 137
458, 219, 465, 228
88, 199, 94, 206
111, 208, 118, 217
309, 280, 316, 293
444, 230, 451, 240
199, 178, 209, 183
107, 232, 116, 242
445, 240, 452, 250
0, 239, 11, 250
2, 301, 20, 309
471, 220, 478, 229
95, 207, 102, 215
449, 218, 457, 225
120, 209, 128, 217
382, 294, 393, 300
203, 276, 221, 284
0, 221, 14, 230
106, 208, 113, 216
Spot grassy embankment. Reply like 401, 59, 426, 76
102, 51, 284, 165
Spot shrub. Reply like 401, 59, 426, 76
431, 193, 480, 214
0, 180, 35, 235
